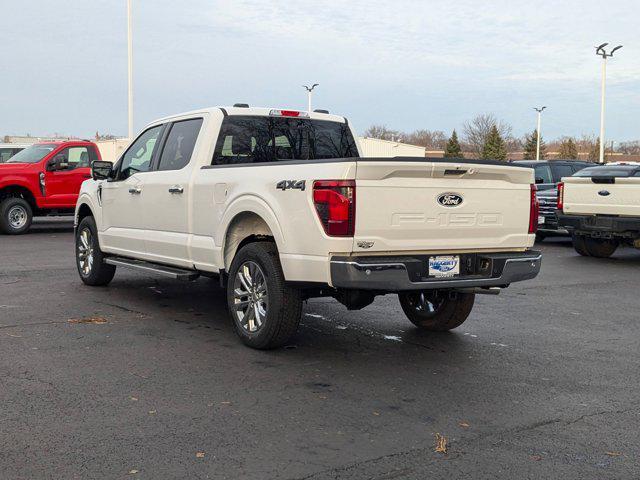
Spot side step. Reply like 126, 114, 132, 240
105, 257, 200, 281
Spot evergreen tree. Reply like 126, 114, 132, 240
443, 130, 463, 158
523, 130, 546, 160
557, 137, 578, 159
481, 125, 508, 161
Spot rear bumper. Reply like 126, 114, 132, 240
330, 250, 542, 292
558, 213, 640, 237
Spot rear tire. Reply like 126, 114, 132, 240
227, 242, 302, 349
76, 216, 116, 286
572, 234, 590, 256
585, 237, 618, 258
0, 197, 33, 235
398, 290, 475, 331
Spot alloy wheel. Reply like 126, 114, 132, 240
233, 261, 269, 333
77, 227, 94, 276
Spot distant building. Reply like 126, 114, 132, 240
358, 137, 426, 157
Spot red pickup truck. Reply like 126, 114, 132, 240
0, 140, 101, 234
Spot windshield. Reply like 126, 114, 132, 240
212, 116, 359, 165
6, 144, 57, 163
574, 166, 639, 178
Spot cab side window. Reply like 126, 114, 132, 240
56, 146, 99, 169
157, 118, 203, 171
534, 165, 553, 184
551, 164, 574, 182
118, 125, 163, 180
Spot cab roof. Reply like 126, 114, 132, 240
152, 106, 347, 126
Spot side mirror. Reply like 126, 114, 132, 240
47, 155, 70, 171
91, 160, 113, 180
535, 177, 545, 184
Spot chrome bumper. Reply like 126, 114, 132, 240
330, 251, 542, 291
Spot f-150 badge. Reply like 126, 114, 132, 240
437, 193, 463, 207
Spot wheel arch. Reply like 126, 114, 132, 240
222, 211, 280, 270
0, 184, 38, 212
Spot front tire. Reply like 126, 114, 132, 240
398, 290, 475, 331
0, 197, 33, 235
227, 242, 302, 349
76, 216, 116, 286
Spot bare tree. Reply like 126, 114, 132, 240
362, 125, 400, 141
463, 114, 513, 158
402, 129, 447, 150
618, 140, 640, 155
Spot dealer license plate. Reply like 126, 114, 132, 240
428, 256, 460, 277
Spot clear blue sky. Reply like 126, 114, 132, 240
1, 0, 639, 142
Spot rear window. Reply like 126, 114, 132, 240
574, 166, 639, 178
212, 116, 359, 165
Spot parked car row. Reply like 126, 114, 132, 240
513, 160, 593, 239
3, 107, 636, 349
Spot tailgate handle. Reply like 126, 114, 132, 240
592, 176, 615, 184
444, 169, 468, 176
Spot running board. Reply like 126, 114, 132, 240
105, 257, 200, 281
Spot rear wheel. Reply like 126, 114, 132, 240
572, 234, 590, 256
76, 216, 116, 286
0, 197, 33, 235
227, 242, 302, 349
585, 237, 618, 258
398, 290, 475, 331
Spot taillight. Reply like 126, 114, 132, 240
557, 182, 564, 212
529, 184, 539, 234
313, 180, 356, 237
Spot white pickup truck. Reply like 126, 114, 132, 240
558, 163, 640, 257
74, 106, 541, 349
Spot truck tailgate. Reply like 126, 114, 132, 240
562, 177, 640, 216
354, 160, 534, 252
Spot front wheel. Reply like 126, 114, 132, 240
398, 290, 475, 331
227, 242, 302, 349
0, 197, 33, 235
76, 216, 116, 286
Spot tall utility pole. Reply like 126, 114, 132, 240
302, 84, 319, 112
127, 0, 134, 140
595, 43, 622, 163
534, 106, 546, 161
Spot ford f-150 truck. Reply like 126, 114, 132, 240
74, 106, 542, 349
0, 140, 101, 234
558, 164, 640, 257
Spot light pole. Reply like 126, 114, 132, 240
595, 43, 622, 163
303, 84, 319, 112
534, 106, 546, 161
127, 0, 134, 140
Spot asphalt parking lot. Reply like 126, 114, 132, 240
1, 218, 639, 479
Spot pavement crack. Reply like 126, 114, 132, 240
0, 320, 67, 330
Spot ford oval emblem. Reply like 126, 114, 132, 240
598, 190, 611, 196
437, 193, 463, 207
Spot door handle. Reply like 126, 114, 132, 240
168, 185, 184, 194
128, 187, 142, 195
